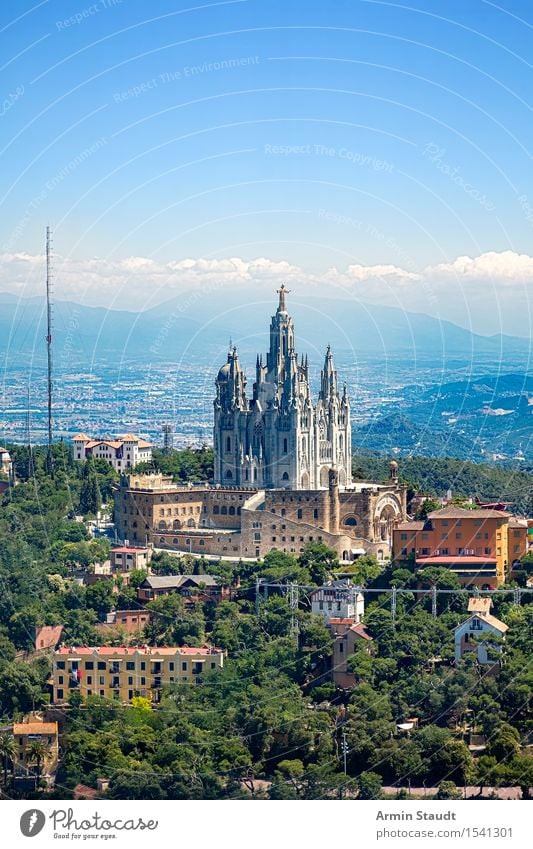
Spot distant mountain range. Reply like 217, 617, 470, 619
1, 290, 530, 370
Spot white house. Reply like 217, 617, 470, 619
0, 447, 12, 476
73, 433, 152, 472
454, 608, 508, 665
310, 581, 364, 624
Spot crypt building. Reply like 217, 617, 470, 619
213, 285, 352, 489
115, 289, 407, 562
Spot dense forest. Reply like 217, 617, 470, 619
0, 444, 531, 799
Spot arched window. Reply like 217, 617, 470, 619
221, 506, 227, 515
173, 538, 179, 544
225, 469, 233, 479
344, 516, 357, 527
226, 436, 231, 452
158, 520, 167, 530
282, 472, 289, 481
187, 518, 196, 528
339, 434, 344, 451
213, 505, 220, 514
173, 519, 181, 529
283, 438, 288, 454
229, 506, 235, 515
297, 508, 302, 519
281, 508, 286, 517
237, 506, 241, 515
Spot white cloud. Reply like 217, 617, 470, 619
0, 249, 532, 335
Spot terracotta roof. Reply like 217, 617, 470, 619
349, 622, 373, 641
508, 517, 528, 528
329, 617, 357, 625
111, 546, 148, 554
468, 598, 492, 613
120, 433, 139, 441
35, 625, 63, 650
73, 784, 99, 800
428, 506, 508, 519
395, 521, 425, 531
72, 433, 91, 441
86, 440, 123, 450
136, 439, 152, 449
13, 722, 57, 736
55, 644, 222, 656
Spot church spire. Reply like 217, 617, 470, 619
320, 344, 338, 400
276, 284, 290, 313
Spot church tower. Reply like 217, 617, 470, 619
213, 286, 351, 490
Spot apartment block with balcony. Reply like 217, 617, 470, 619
392, 507, 528, 588
52, 644, 224, 704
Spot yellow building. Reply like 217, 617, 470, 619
12, 718, 59, 786
52, 644, 224, 703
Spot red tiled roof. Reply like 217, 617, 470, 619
55, 645, 222, 656
13, 722, 58, 736
349, 622, 373, 641
395, 521, 425, 531
428, 506, 508, 519
111, 547, 147, 554
35, 625, 63, 650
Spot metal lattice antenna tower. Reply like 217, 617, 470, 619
431, 584, 438, 618
25, 382, 34, 477
45, 226, 54, 475
162, 423, 173, 454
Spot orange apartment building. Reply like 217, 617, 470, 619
392, 506, 531, 588
52, 644, 224, 704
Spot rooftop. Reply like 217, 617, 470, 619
428, 506, 509, 520
55, 644, 222, 656
13, 722, 58, 736
141, 574, 219, 589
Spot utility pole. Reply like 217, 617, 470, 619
431, 584, 437, 618
341, 728, 348, 775
391, 585, 397, 626
45, 226, 54, 476
255, 577, 261, 616
25, 382, 34, 478
288, 582, 299, 643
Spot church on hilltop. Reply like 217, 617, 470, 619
214, 285, 352, 490
115, 288, 407, 562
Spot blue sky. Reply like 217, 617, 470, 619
1, 0, 533, 335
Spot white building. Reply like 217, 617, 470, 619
72, 433, 152, 472
454, 602, 508, 665
310, 581, 364, 624
0, 447, 12, 476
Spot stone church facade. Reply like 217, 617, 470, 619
213, 286, 352, 489
115, 289, 407, 562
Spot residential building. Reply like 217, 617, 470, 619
12, 717, 59, 786
310, 581, 364, 623
0, 446, 12, 476
73, 433, 152, 471
52, 644, 224, 703
96, 609, 152, 636
137, 574, 228, 606
454, 610, 508, 665
328, 618, 373, 689
110, 545, 151, 573
392, 506, 530, 588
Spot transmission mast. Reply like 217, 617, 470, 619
162, 423, 173, 454
45, 226, 54, 475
